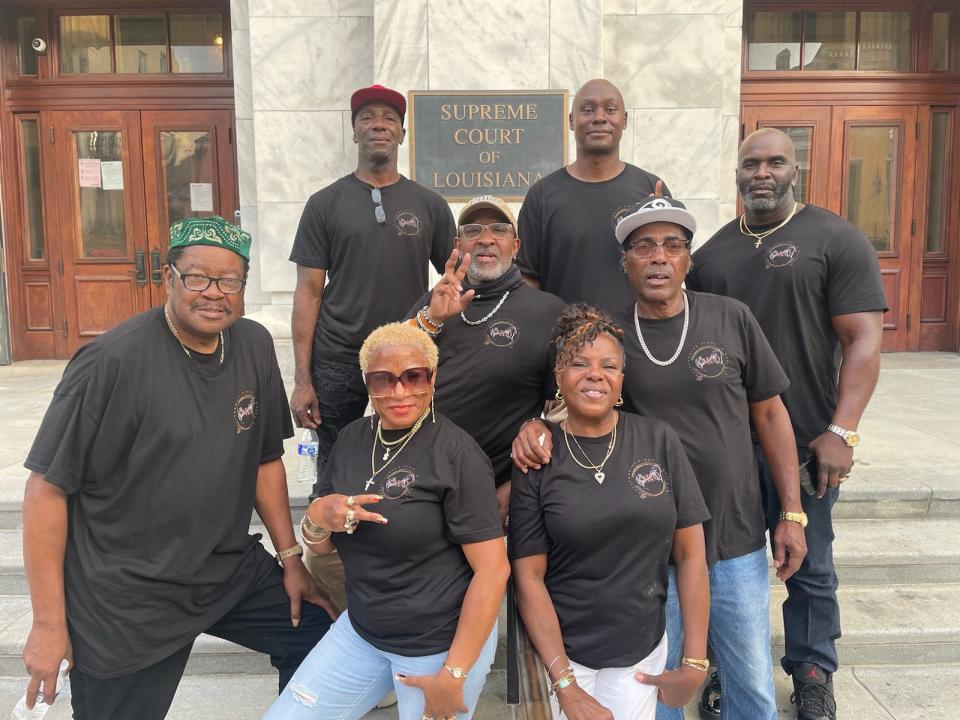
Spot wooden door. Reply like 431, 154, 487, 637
742, 106, 833, 209
50, 110, 152, 355
829, 106, 919, 351
140, 109, 238, 305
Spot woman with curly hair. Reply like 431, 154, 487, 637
509, 303, 710, 719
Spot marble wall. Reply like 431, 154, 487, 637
231, 0, 743, 337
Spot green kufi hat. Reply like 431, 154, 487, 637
169, 216, 252, 260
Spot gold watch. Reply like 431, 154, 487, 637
827, 424, 860, 447
443, 664, 467, 680
779, 511, 808, 528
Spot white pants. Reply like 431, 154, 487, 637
550, 633, 667, 720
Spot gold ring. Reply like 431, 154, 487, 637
346, 495, 355, 507
343, 509, 356, 528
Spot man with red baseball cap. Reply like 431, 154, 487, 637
288, 83, 454, 605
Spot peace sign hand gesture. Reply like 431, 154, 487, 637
427, 247, 475, 325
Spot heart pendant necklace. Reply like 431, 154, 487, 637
562, 417, 618, 485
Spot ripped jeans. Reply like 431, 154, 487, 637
263, 612, 498, 720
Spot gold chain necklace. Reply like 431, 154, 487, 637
376, 421, 416, 461
365, 409, 430, 491
164, 305, 224, 365
739, 202, 798, 248
562, 417, 618, 485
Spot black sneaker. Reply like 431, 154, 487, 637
790, 663, 837, 720
698, 670, 721, 719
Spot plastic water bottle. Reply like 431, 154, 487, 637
10, 660, 70, 719
297, 429, 319, 484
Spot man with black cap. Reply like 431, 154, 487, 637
687, 128, 887, 720
407, 194, 565, 525
21, 217, 334, 720
289, 83, 455, 508
513, 196, 807, 720
516, 78, 671, 312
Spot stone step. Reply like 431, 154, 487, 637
7, 516, 960, 596
0, 665, 954, 720
0, 594, 510, 679
770, 583, 960, 666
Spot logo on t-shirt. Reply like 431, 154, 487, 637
484, 319, 519, 349
394, 211, 422, 237
765, 242, 799, 269
234, 390, 258, 433
687, 343, 727, 382
380, 466, 417, 500
628, 460, 670, 499
611, 203, 638, 230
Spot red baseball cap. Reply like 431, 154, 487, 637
350, 84, 406, 125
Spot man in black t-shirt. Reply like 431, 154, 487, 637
406, 195, 565, 524
288, 84, 454, 497
21, 218, 333, 720
688, 129, 887, 720
517, 78, 671, 312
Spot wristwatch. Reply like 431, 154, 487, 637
274, 544, 303, 563
443, 664, 467, 681
827, 423, 860, 447
779, 511, 808, 528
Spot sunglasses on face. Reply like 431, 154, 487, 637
625, 238, 690, 258
364, 367, 434, 398
458, 223, 515, 241
371, 187, 386, 225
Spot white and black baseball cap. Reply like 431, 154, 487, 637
614, 196, 697, 246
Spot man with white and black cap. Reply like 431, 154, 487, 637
513, 196, 808, 720
289, 83, 455, 525
406, 194, 565, 526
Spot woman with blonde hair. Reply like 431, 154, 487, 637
266, 322, 509, 720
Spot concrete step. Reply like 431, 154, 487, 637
8, 516, 960, 596
770, 583, 960, 666
0, 665, 953, 720
0, 594, 510, 679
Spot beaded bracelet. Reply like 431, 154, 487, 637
416, 309, 441, 337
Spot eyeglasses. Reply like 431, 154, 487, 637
170, 264, 246, 294
458, 223, 515, 241
371, 187, 386, 225
364, 367, 434, 398
625, 238, 690, 258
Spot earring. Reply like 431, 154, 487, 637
555, 389, 563, 402
431, 396, 436, 423
615, 395, 624, 407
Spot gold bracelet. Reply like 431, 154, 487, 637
300, 514, 332, 545
549, 671, 577, 695
302, 507, 327, 534
681, 656, 710, 672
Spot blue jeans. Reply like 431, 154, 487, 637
757, 444, 840, 675
657, 548, 776, 720
264, 612, 498, 720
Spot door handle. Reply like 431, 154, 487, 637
134, 251, 147, 286
150, 249, 162, 287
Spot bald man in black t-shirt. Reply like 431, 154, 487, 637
688, 129, 886, 720
517, 78, 671, 313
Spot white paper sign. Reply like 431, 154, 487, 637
78, 159, 102, 188
100, 161, 124, 191
190, 182, 214, 212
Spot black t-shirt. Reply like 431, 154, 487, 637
687, 205, 888, 446
509, 412, 708, 669
319, 414, 502, 655
406, 271, 565, 485
24, 309, 294, 678
614, 292, 789, 567
516, 164, 670, 312
290, 174, 455, 363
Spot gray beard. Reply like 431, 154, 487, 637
742, 185, 795, 216
466, 259, 509, 284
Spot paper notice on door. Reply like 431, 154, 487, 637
78, 159, 102, 188
100, 161, 124, 191
190, 183, 214, 212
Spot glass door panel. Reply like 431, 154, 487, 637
842, 125, 899, 253
51, 110, 151, 354
159, 130, 216, 224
